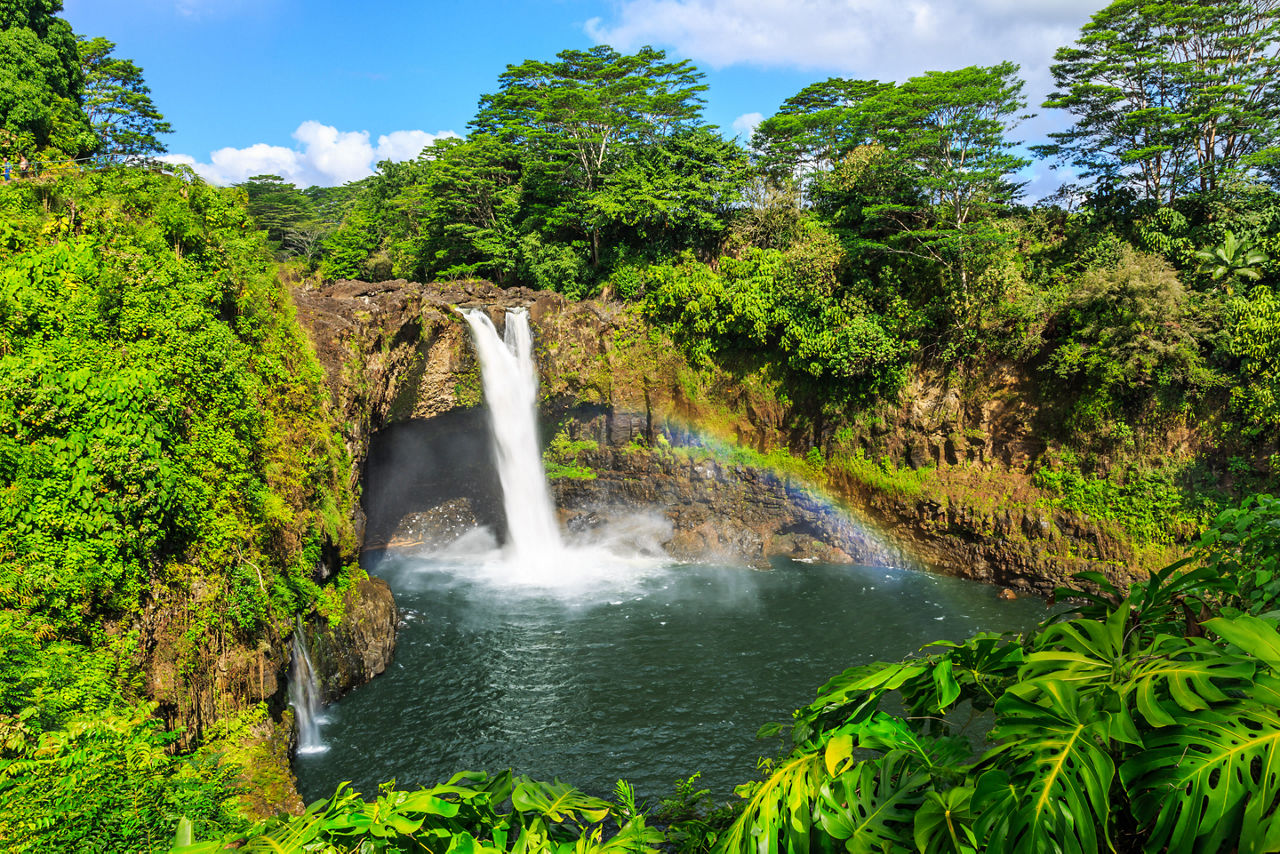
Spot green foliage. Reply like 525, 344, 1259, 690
77, 35, 170, 159
1, 704, 243, 853
750, 77, 892, 180
828, 448, 932, 499
641, 228, 911, 405
1227, 283, 1280, 430
390, 135, 522, 283
0, 0, 90, 157
235, 174, 333, 268
1196, 230, 1270, 286
1046, 245, 1219, 439
543, 429, 598, 481
590, 125, 750, 258
0, 167, 357, 850
1038, 0, 1280, 202
0, 169, 354, 634
1196, 493, 1280, 614
723, 512, 1280, 853
1033, 456, 1211, 544
181, 772, 664, 853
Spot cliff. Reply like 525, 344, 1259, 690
294, 278, 1167, 594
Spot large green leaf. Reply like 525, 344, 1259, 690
913, 787, 978, 854
715, 752, 824, 854
511, 779, 611, 825
1122, 635, 1253, 727
814, 753, 925, 854
1206, 614, 1280, 671
974, 682, 1115, 854
1120, 703, 1280, 854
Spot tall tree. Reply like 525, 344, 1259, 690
471, 44, 708, 264
78, 36, 170, 159
0, 0, 91, 157
390, 135, 524, 282
865, 63, 1030, 320
875, 62, 1029, 231
589, 125, 750, 257
1038, 0, 1280, 203
750, 78, 893, 181
236, 174, 317, 246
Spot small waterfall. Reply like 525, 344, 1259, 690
289, 618, 327, 754
461, 308, 565, 576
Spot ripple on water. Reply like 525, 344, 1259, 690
294, 548, 1048, 803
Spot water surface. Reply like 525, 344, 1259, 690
295, 552, 1046, 804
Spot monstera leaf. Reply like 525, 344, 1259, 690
1020, 609, 1254, 733
717, 752, 825, 854
510, 779, 611, 826
814, 752, 927, 854
973, 682, 1115, 854
1053, 560, 1229, 642
1121, 634, 1253, 727
913, 787, 978, 854
1120, 703, 1280, 854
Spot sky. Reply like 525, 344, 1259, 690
60, 0, 1108, 195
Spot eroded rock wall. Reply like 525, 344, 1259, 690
293, 277, 1157, 594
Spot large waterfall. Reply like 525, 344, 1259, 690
461, 309, 566, 578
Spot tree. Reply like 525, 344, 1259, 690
390, 135, 523, 282
0, 0, 91, 157
589, 125, 750, 257
471, 44, 708, 265
750, 77, 893, 182
77, 36, 170, 159
235, 174, 316, 245
1039, 0, 1280, 203
865, 62, 1031, 319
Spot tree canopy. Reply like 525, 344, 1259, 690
0, 0, 89, 156
78, 36, 171, 159
1039, 0, 1280, 202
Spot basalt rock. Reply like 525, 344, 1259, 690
301, 576, 398, 703
552, 445, 908, 569
293, 277, 1168, 596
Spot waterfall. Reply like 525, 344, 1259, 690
289, 618, 327, 754
461, 308, 565, 576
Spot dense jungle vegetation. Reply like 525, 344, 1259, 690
5, 0, 1280, 851
246, 0, 1280, 543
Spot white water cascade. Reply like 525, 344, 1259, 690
461, 309, 566, 579
289, 619, 327, 754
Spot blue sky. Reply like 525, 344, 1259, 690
60, 0, 1106, 194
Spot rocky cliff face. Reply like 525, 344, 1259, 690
551, 444, 911, 569
301, 577, 398, 702
293, 277, 1154, 593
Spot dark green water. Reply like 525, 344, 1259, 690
294, 552, 1046, 804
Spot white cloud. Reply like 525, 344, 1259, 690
586, 0, 1107, 199
731, 111, 764, 140
162, 122, 461, 187
586, 1, 1099, 78
586, 0, 1105, 127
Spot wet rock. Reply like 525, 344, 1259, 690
386, 498, 479, 551
304, 576, 398, 703
551, 442, 912, 570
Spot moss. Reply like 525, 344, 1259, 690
543, 429, 599, 479
205, 705, 303, 821
453, 359, 484, 408
387, 352, 427, 422
828, 449, 934, 499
